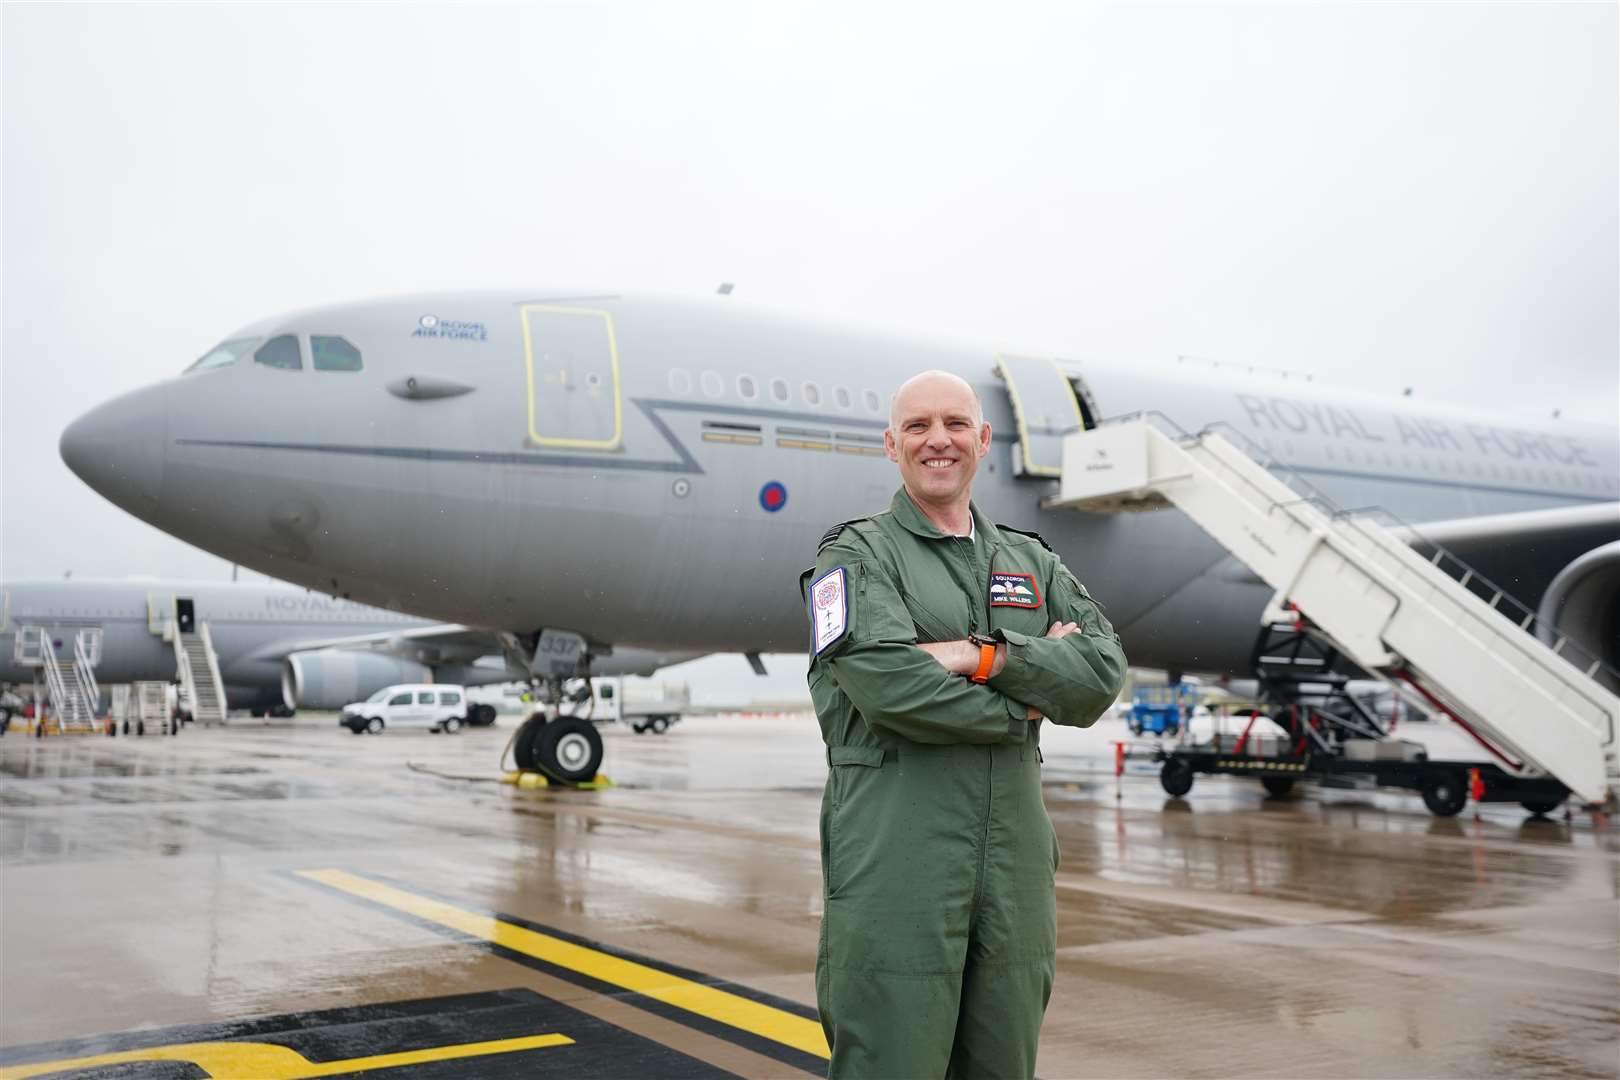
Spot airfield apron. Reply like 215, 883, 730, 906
802, 489, 1127, 1079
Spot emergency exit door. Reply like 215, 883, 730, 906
994, 355, 1087, 478
521, 304, 623, 450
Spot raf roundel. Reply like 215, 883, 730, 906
759, 481, 788, 513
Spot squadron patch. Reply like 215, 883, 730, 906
989, 570, 1042, 609
810, 567, 849, 654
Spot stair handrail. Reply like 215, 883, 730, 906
197, 621, 227, 722
1098, 410, 1620, 696
74, 629, 101, 714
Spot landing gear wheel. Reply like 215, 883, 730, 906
442, 717, 462, 734
365, 716, 384, 734
513, 714, 547, 769
1520, 796, 1566, 816
1421, 771, 1468, 817
649, 716, 670, 735
1160, 757, 1195, 797
538, 717, 603, 784
1261, 776, 1295, 798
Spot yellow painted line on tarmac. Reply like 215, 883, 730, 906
0, 1032, 571, 1079
298, 868, 831, 1060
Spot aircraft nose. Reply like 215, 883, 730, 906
60, 384, 169, 513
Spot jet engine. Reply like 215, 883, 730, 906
1537, 539, 1620, 693
281, 649, 431, 711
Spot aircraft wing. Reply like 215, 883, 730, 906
247, 623, 703, 677
1392, 502, 1620, 607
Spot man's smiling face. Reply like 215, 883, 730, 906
885, 372, 992, 512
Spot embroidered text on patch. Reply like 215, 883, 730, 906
989, 570, 1042, 608
811, 567, 849, 654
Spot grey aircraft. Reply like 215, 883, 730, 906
57, 291, 1620, 778
0, 578, 698, 722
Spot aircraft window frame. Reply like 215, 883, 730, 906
186, 336, 260, 374
862, 389, 882, 414
669, 369, 692, 396
737, 374, 758, 401
834, 386, 852, 410
417, 691, 437, 705
700, 370, 724, 398
254, 334, 303, 371
387, 692, 412, 706
802, 382, 821, 407
770, 378, 790, 404
311, 334, 364, 372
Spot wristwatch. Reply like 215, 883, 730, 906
968, 633, 998, 684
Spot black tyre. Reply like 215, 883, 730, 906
513, 714, 548, 770
470, 704, 497, 727
1421, 771, 1468, 817
137, 720, 145, 737
122, 720, 130, 735
1261, 776, 1295, 798
365, 716, 384, 735
631, 722, 647, 734
650, 716, 670, 735
1127, 719, 1143, 736
349, 725, 365, 735
1160, 757, 1195, 797
538, 716, 603, 784
1520, 796, 1566, 816
442, 717, 462, 734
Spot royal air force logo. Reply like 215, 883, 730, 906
811, 567, 848, 654
989, 571, 1041, 609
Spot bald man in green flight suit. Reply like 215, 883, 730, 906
802, 370, 1128, 1079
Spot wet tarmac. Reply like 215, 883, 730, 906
1, 713, 1615, 1078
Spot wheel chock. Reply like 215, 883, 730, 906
500, 770, 614, 790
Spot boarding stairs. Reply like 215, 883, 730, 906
173, 623, 227, 726
12, 625, 102, 731
1045, 414, 1620, 805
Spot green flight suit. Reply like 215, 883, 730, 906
803, 489, 1127, 1080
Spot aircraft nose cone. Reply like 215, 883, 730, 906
60, 385, 169, 513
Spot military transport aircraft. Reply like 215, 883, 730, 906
57, 291, 1620, 780
0, 578, 697, 721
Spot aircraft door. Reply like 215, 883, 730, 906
994, 355, 1087, 478
176, 598, 196, 634
520, 304, 623, 450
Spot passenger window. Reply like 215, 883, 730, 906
738, 374, 758, 400
802, 382, 821, 406
417, 692, 436, 705
388, 693, 412, 706
186, 337, 259, 374
669, 369, 692, 395
834, 386, 852, 410
311, 335, 363, 372
862, 389, 881, 414
440, 692, 461, 705
770, 378, 789, 403
254, 334, 302, 371
701, 371, 724, 398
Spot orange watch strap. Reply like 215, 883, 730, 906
970, 642, 997, 683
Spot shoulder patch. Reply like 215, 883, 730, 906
808, 566, 850, 654
996, 524, 1054, 553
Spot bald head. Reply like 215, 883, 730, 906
889, 370, 984, 433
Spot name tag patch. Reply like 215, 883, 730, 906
810, 566, 849, 654
989, 570, 1041, 609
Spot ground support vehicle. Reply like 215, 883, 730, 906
1154, 624, 1573, 818
1129, 681, 1194, 736
339, 684, 468, 734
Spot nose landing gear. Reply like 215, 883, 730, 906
511, 677, 605, 784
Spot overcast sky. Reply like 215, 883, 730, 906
3, 2, 1616, 697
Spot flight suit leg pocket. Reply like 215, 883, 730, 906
826, 745, 886, 899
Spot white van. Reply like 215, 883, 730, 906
339, 684, 468, 734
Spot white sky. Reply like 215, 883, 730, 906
3, 2, 1616, 699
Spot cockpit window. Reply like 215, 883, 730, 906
186, 337, 259, 374
254, 335, 303, 371
312, 335, 363, 372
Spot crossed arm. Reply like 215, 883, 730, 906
915, 621, 1082, 720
